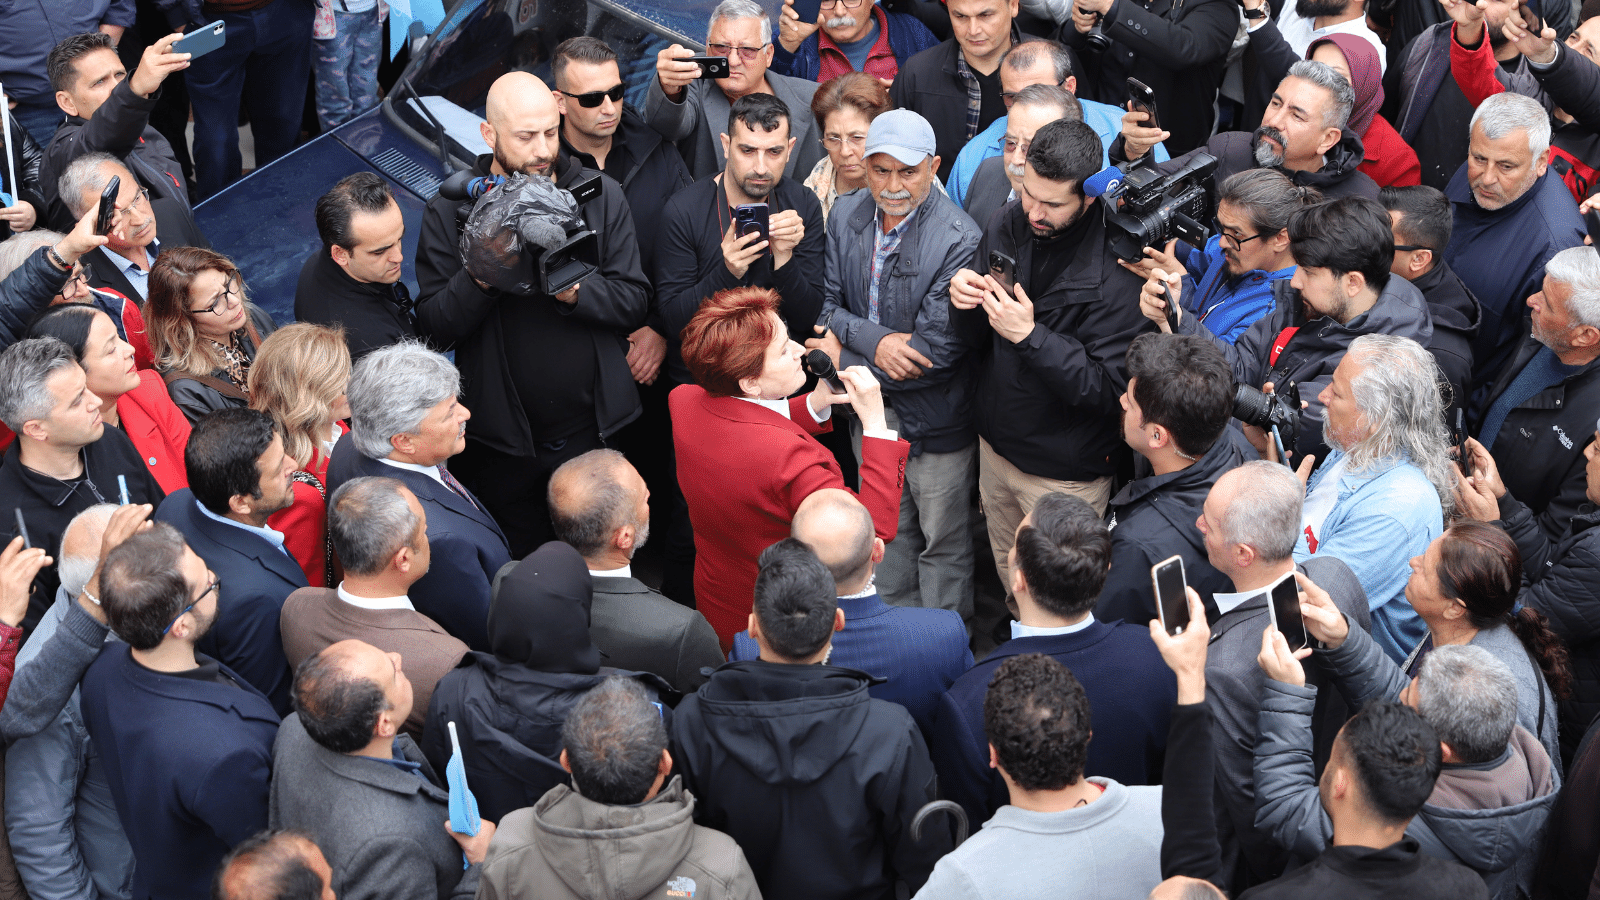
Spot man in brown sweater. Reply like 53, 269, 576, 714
280, 476, 467, 735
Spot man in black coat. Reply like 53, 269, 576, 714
295, 173, 418, 362
1381, 185, 1480, 416
58, 153, 209, 304
1096, 333, 1247, 626
671, 539, 949, 900
156, 408, 304, 714
80, 523, 280, 900
948, 119, 1152, 628
1116, 59, 1381, 202
413, 71, 648, 559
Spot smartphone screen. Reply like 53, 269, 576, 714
1268, 571, 1309, 652
1152, 555, 1189, 636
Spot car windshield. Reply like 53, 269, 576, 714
387, 0, 735, 169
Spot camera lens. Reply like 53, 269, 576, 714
1232, 384, 1276, 428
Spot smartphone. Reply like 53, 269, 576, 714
1267, 571, 1310, 652
172, 20, 226, 60
13, 509, 29, 550
94, 175, 120, 236
1152, 555, 1189, 636
988, 251, 1016, 298
735, 203, 769, 254
1515, 0, 1544, 34
1585, 206, 1600, 245
687, 55, 731, 79
792, 0, 824, 25
1127, 77, 1160, 131
1162, 284, 1181, 333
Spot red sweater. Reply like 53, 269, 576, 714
268, 422, 348, 588
1360, 115, 1423, 187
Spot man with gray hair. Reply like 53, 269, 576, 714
960, 82, 1085, 232
476, 675, 761, 900
547, 450, 722, 693
56, 152, 208, 302
278, 476, 468, 735
0, 337, 162, 635
1194, 460, 1370, 889
1259, 603, 1558, 899
1444, 91, 1585, 390
1119, 60, 1379, 202
1296, 334, 1455, 663
326, 341, 511, 652
648, 0, 823, 179
1467, 245, 1600, 541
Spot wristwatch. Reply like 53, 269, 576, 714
1241, 3, 1268, 19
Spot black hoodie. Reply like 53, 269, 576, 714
670, 660, 949, 900
1111, 128, 1382, 203
293, 249, 419, 362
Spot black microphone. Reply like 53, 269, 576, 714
805, 349, 847, 395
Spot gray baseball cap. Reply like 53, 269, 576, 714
864, 109, 937, 166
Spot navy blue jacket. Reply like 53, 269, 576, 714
156, 490, 305, 714
730, 590, 974, 738
931, 619, 1177, 826
769, 8, 940, 81
325, 433, 510, 653
79, 645, 278, 900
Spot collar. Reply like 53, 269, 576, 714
99, 239, 159, 275
1012, 614, 1095, 639
378, 456, 448, 487
734, 394, 832, 424
818, 5, 891, 55
357, 739, 426, 777
13, 445, 103, 508
837, 590, 893, 620
589, 564, 632, 579
195, 498, 289, 553
1212, 588, 1263, 616
336, 582, 415, 611
314, 249, 411, 305
876, 201, 920, 238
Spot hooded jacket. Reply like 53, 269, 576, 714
414, 152, 648, 455
420, 543, 667, 824
40, 77, 190, 231
1410, 258, 1481, 415
1180, 271, 1433, 469
477, 777, 760, 900
1096, 428, 1253, 626
1111, 128, 1382, 202
1182, 235, 1295, 345
670, 660, 947, 900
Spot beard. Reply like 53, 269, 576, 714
1532, 317, 1576, 355
1030, 200, 1089, 239
1252, 126, 1288, 167
1295, 0, 1348, 16
735, 171, 775, 200
493, 146, 554, 179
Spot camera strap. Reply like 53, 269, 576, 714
1268, 326, 1299, 367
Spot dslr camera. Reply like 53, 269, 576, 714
442, 170, 601, 297
1103, 152, 1218, 264
1233, 381, 1302, 460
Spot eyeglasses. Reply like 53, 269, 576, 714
1212, 218, 1266, 250
557, 84, 625, 107
189, 277, 242, 317
823, 132, 867, 150
1002, 136, 1031, 156
112, 188, 151, 223
163, 578, 219, 635
58, 268, 88, 297
820, 0, 866, 8
1394, 244, 1435, 253
706, 42, 769, 61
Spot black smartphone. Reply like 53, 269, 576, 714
1585, 207, 1600, 245
687, 55, 731, 79
171, 20, 226, 60
94, 175, 120, 236
1453, 407, 1469, 472
1152, 555, 1189, 636
1267, 571, 1309, 652
735, 203, 769, 254
13, 509, 29, 550
793, 0, 824, 25
1127, 77, 1160, 131
1162, 284, 1181, 332
988, 251, 1016, 298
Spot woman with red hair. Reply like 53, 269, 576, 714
671, 286, 909, 650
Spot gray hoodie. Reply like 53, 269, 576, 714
477, 777, 760, 900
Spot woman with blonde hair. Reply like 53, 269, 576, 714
249, 322, 353, 587
146, 246, 276, 422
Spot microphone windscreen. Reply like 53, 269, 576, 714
805, 349, 839, 380
1083, 165, 1126, 198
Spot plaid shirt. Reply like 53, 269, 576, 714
868, 205, 918, 322
953, 25, 1020, 141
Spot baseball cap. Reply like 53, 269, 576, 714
864, 109, 937, 167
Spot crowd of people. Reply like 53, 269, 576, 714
5, 0, 1600, 897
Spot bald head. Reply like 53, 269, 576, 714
59, 503, 116, 598
1147, 877, 1226, 900
213, 830, 336, 900
480, 72, 562, 179
548, 449, 649, 564
791, 489, 875, 594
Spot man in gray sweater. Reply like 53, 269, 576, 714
913, 653, 1163, 900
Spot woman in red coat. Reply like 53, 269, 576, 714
27, 304, 191, 492
1308, 35, 1422, 188
671, 286, 909, 650
249, 323, 352, 588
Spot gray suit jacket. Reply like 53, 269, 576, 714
644, 71, 823, 181
268, 714, 478, 900
963, 155, 1013, 237
591, 574, 724, 692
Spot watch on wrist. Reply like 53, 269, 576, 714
1242, 4, 1268, 19
45, 247, 72, 272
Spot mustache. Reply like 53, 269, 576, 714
879, 189, 912, 200
1252, 126, 1287, 167
825, 14, 857, 27
1005, 162, 1026, 179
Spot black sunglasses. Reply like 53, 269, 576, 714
1394, 244, 1435, 253
558, 84, 625, 108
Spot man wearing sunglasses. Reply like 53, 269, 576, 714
771, 0, 938, 84
647, 0, 825, 181
1380, 185, 1478, 421
80, 521, 280, 900
58, 152, 209, 304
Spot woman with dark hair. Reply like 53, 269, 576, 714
669, 286, 908, 649
27, 303, 191, 492
804, 73, 892, 222
145, 246, 276, 423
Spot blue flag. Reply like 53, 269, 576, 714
446, 721, 480, 838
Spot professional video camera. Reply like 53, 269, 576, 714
1233, 380, 1302, 461
440, 170, 600, 296
1103, 152, 1218, 264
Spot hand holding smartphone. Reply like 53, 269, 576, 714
171, 21, 227, 60
1153, 555, 1189, 636
687, 56, 731, 79
989, 251, 1017, 299
1127, 77, 1160, 131
94, 175, 121, 236
1267, 570, 1311, 652
735, 203, 770, 256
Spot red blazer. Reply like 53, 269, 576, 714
1359, 115, 1422, 189
117, 369, 191, 494
269, 421, 348, 588
670, 385, 909, 650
